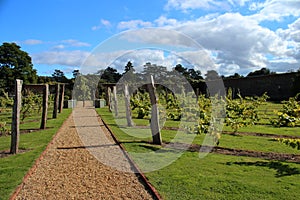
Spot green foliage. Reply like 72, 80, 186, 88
130, 91, 151, 119
271, 93, 300, 127
0, 42, 38, 92
225, 89, 268, 133
187, 94, 211, 135
163, 93, 182, 121
0, 90, 13, 136
275, 138, 300, 150
0, 90, 13, 108
21, 91, 42, 121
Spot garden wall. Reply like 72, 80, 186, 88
223, 72, 298, 101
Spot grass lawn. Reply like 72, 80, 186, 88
97, 107, 300, 200
0, 109, 72, 200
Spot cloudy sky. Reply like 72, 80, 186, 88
1, 0, 300, 77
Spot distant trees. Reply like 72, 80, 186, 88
226, 73, 243, 79
52, 69, 68, 83
0, 42, 38, 93
247, 67, 275, 77
98, 67, 121, 83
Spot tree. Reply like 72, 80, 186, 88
143, 62, 168, 81
72, 69, 80, 79
124, 61, 135, 74
247, 67, 275, 77
0, 42, 37, 92
225, 73, 243, 79
205, 70, 220, 81
52, 69, 68, 83
99, 67, 121, 83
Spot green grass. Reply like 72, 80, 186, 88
147, 153, 300, 200
0, 108, 72, 200
96, 107, 300, 200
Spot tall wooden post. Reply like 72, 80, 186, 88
105, 86, 110, 111
147, 76, 162, 145
53, 84, 60, 118
58, 84, 65, 113
113, 86, 118, 117
40, 84, 49, 129
108, 87, 113, 112
196, 88, 199, 103
124, 84, 134, 127
10, 79, 22, 154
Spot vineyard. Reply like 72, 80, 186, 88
0, 91, 53, 136
97, 84, 300, 199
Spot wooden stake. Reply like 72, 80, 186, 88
113, 86, 118, 117
124, 84, 134, 127
40, 84, 49, 129
58, 84, 65, 113
147, 75, 162, 145
53, 84, 60, 118
10, 79, 22, 154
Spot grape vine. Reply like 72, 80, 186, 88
275, 138, 300, 150
271, 93, 300, 127
0, 90, 13, 136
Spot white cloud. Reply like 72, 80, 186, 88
164, 0, 251, 11
117, 20, 153, 30
20, 39, 43, 45
165, 0, 224, 11
172, 13, 289, 71
52, 44, 65, 50
32, 50, 90, 67
155, 16, 178, 27
61, 39, 90, 47
250, 0, 300, 22
118, 13, 298, 74
92, 19, 112, 30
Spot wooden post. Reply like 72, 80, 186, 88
147, 76, 162, 145
113, 86, 118, 117
58, 84, 64, 113
108, 87, 113, 112
124, 84, 134, 127
40, 84, 49, 129
53, 84, 60, 118
105, 86, 110, 111
196, 88, 199, 103
10, 79, 22, 154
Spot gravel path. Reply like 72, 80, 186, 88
13, 105, 156, 200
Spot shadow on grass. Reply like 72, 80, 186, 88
226, 161, 300, 177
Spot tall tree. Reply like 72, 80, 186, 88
0, 42, 37, 92
124, 61, 135, 74
52, 69, 68, 83
99, 67, 121, 83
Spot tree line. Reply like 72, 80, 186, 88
1, 42, 299, 99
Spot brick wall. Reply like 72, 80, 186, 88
223, 73, 298, 101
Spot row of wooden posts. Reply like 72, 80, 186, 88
104, 76, 162, 145
10, 79, 65, 154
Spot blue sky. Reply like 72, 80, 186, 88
1, 0, 300, 77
